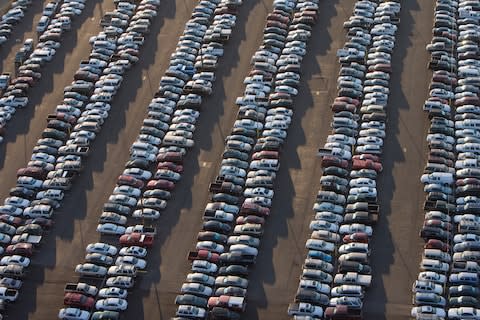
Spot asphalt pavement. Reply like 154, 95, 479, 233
0, 0, 437, 319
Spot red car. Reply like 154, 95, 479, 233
187, 250, 220, 263
424, 239, 450, 252
334, 96, 359, 107
117, 174, 145, 189
208, 295, 246, 312
352, 154, 380, 162
352, 159, 383, 172
331, 102, 356, 113
240, 203, 270, 217
423, 219, 453, 231
322, 156, 348, 169
24, 218, 54, 229
456, 178, 480, 186
47, 112, 77, 125
146, 179, 175, 191
252, 150, 279, 160
236, 215, 265, 225
0, 215, 22, 227
157, 161, 183, 173
64, 292, 95, 309
119, 233, 154, 247
16, 167, 48, 180
6, 243, 33, 257
156, 152, 183, 164
343, 233, 369, 244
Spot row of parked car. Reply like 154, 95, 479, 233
0, 0, 33, 45
288, 1, 401, 319
56, 0, 243, 319
169, 0, 320, 319
0, 0, 87, 143
413, 0, 480, 319
0, 0, 160, 319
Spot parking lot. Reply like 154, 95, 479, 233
0, 0, 452, 319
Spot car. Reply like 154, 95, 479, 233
95, 298, 128, 311
86, 243, 118, 256
98, 287, 128, 299
75, 263, 107, 277
58, 308, 90, 320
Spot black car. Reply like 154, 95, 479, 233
338, 261, 372, 275
125, 159, 151, 170
42, 128, 67, 141
175, 294, 207, 308
323, 166, 349, 178
222, 149, 249, 161
212, 193, 241, 205
9, 187, 35, 200
449, 296, 479, 307
209, 307, 241, 320
15, 224, 43, 236
202, 220, 231, 234
295, 288, 329, 306
103, 203, 131, 216
218, 264, 249, 277
197, 231, 228, 244
215, 175, 245, 187
449, 285, 480, 298
219, 252, 256, 265
419, 226, 451, 241
143, 189, 171, 200
214, 286, 247, 298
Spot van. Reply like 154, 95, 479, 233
451, 261, 480, 273
420, 172, 454, 185
412, 280, 443, 295
458, 221, 480, 235
420, 258, 449, 273
449, 272, 479, 286
23, 204, 53, 219
36, 16, 49, 33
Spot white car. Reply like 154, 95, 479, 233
5, 197, 30, 209
97, 223, 126, 235
118, 246, 147, 258
411, 306, 446, 319
75, 263, 107, 277
191, 260, 218, 275
418, 271, 447, 285
108, 194, 138, 207
86, 243, 118, 256
448, 307, 480, 320
95, 298, 128, 311
132, 208, 161, 220
112, 185, 141, 198
196, 241, 224, 254
58, 307, 90, 320
244, 187, 274, 198
339, 224, 373, 236
0, 255, 30, 267
98, 287, 128, 299
115, 256, 146, 269
176, 305, 206, 319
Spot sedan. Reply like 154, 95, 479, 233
75, 263, 107, 277
58, 308, 90, 320
98, 287, 128, 299
95, 298, 128, 311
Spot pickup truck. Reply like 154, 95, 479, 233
324, 305, 362, 319
187, 250, 220, 263
209, 182, 243, 196
203, 210, 234, 223
345, 202, 379, 215
58, 145, 90, 156
343, 212, 378, 225
424, 200, 456, 213
11, 233, 42, 246
125, 225, 156, 235
208, 295, 246, 312
333, 272, 372, 287
64, 282, 98, 297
